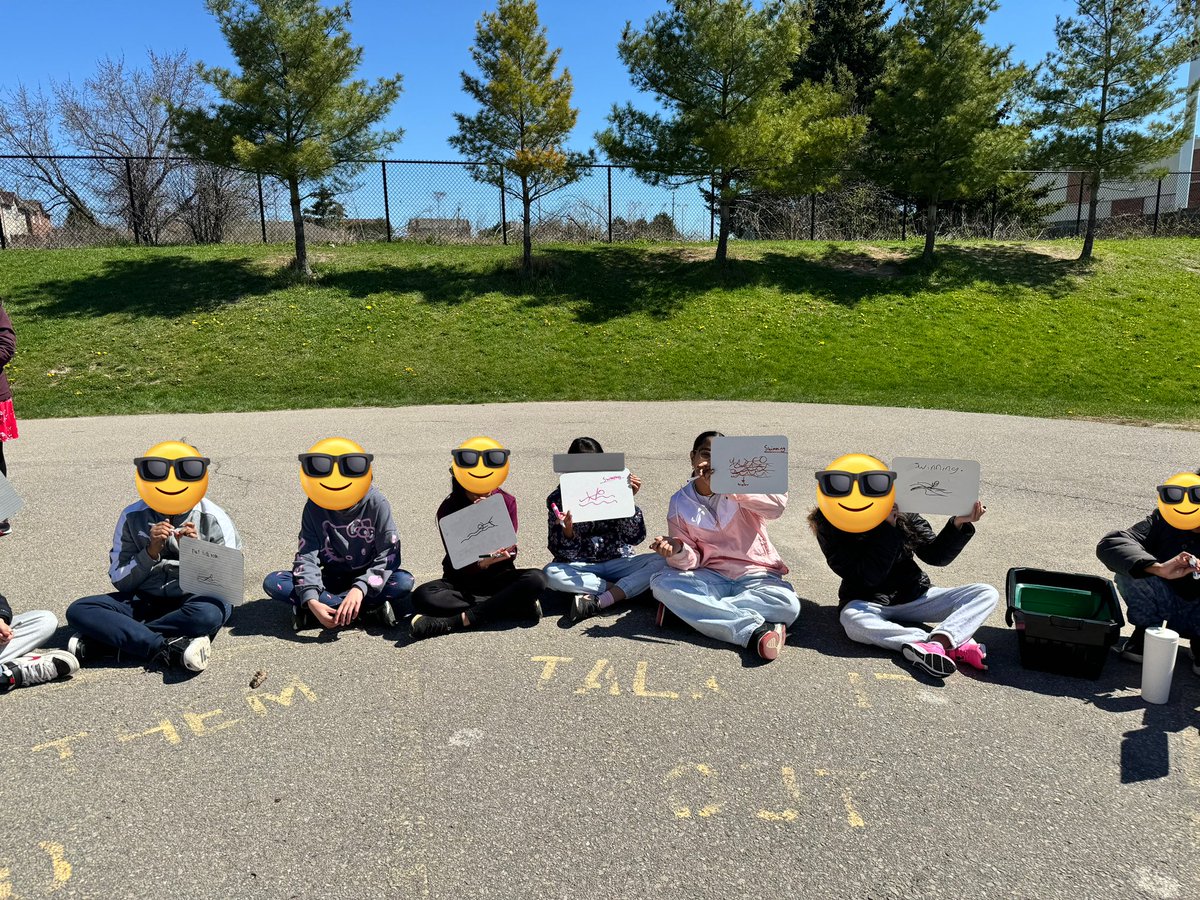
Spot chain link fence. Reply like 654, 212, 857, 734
1, 155, 1197, 250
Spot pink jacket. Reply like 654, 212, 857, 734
665, 481, 789, 580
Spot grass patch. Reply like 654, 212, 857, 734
0, 238, 1196, 423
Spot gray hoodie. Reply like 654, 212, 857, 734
108, 498, 241, 597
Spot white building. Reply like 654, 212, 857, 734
1040, 54, 1200, 229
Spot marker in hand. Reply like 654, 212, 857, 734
551, 502, 565, 523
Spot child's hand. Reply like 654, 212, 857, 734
175, 521, 199, 540
334, 587, 364, 626
0, 620, 11, 645
561, 510, 575, 539
650, 536, 682, 558
478, 546, 515, 569
148, 520, 174, 560
306, 598, 338, 629
953, 500, 987, 528
1149, 553, 1198, 581
628, 473, 642, 495
692, 461, 713, 495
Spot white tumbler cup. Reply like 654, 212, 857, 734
1141, 626, 1180, 704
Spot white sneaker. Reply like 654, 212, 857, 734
181, 636, 211, 672
163, 635, 212, 672
9, 650, 80, 687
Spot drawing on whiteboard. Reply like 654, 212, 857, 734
196, 573, 218, 585
578, 488, 618, 507
728, 456, 771, 487
462, 517, 497, 543
909, 480, 952, 497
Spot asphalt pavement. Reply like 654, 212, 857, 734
0, 400, 1197, 900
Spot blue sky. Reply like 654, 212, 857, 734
0, 0, 1100, 159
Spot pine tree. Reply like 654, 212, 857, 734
788, 0, 888, 111
304, 184, 346, 228
599, 0, 865, 267
449, 0, 588, 276
869, 0, 1028, 262
1029, 0, 1199, 259
173, 0, 402, 276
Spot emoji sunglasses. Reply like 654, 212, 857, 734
135, 456, 211, 482
1157, 484, 1200, 505
451, 448, 510, 468
299, 452, 374, 478
815, 469, 898, 497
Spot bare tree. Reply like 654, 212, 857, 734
0, 50, 206, 243
57, 51, 206, 243
0, 84, 98, 222
177, 162, 255, 243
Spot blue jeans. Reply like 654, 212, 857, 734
1115, 573, 1200, 637
262, 569, 414, 610
650, 568, 800, 648
66, 592, 231, 662
839, 583, 999, 652
543, 553, 667, 597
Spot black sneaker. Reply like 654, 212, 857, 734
568, 594, 600, 623
372, 599, 399, 628
1117, 627, 1146, 663
528, 598, 544, 623
409, 614, 456, 641
159, 635, 211, 672
291, 604, 314, 632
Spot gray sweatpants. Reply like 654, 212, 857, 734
0, 610, 58, 665
839, 584, 999, 652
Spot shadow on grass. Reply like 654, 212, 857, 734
12, 254, 283, 319
322, 242, 1092, 324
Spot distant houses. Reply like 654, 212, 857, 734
0, 190, 51, 243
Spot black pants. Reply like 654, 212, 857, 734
412, 568, 547, 625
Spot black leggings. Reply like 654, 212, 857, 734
412, 568, 547, 626
0, 440, 8, 478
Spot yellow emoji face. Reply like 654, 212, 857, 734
1157, 472, 1200, 530
816, 453, 897, 533
135, 440, 211, 516
299, 437, 373, 511
451, 436, 510, 495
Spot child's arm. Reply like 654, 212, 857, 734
912, 514, 974, 567
1097, 513, 1160, 577
292, 505, 327, 607
663, 515, 702, 571
353, 496, 402, 599
726, 493, 788, 521
109, 513, 163, 593
0, 593, 11, 627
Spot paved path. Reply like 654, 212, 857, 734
0, 401, 1197, 900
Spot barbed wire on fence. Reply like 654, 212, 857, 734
0, 154, 1197, 250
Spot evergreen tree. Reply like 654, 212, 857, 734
788, 0, 888, 110
600, 0, 865, 267
449, 0, 588, 276
869, 0, 1028, 261
1029, 0, 1199, 259
304, 184, 346, 228
173, 0, 402, 276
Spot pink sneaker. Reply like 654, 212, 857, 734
901, 641, 957, 678
951, 639, 988, 671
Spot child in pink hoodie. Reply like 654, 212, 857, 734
648, 431, 800, 661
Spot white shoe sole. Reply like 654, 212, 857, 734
182, 636, 212, 672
